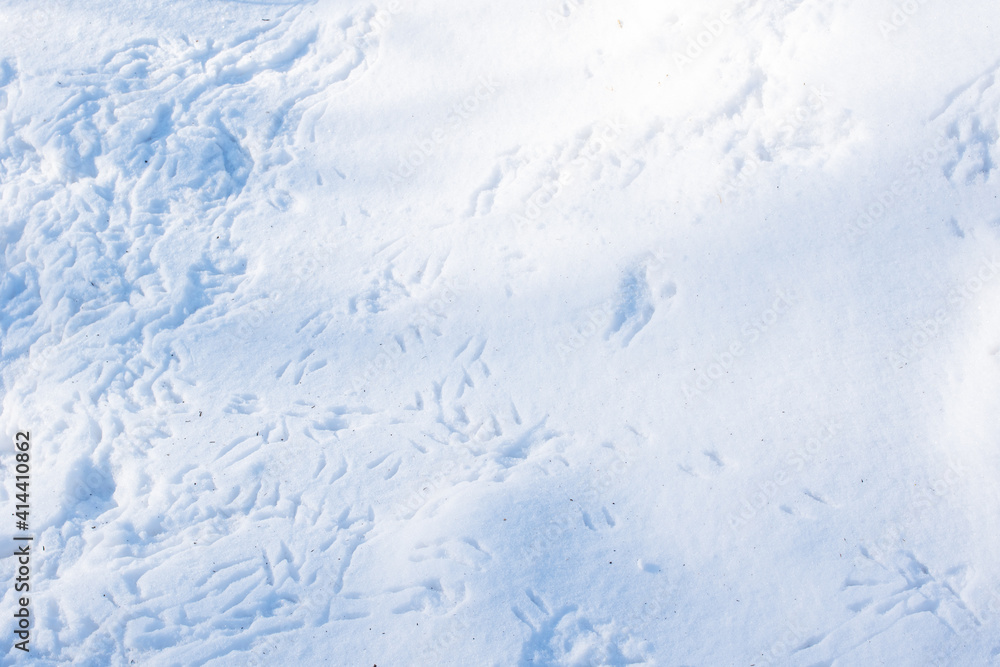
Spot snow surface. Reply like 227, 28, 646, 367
1, 0, 1000, 665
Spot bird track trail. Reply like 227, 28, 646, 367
0, 6, 385, 664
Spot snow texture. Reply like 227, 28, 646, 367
1, 0, 1000, 665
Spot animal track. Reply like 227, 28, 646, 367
679, 449, 728, 479
464, 117, 643, 226
791, 549, 982, 665
934, 58, 1000, 185
606, 268, 655, 348
513, 589, 652, 666
604, 253, 676, 350
224, 393, 260, 414
0, 6, 386, 663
